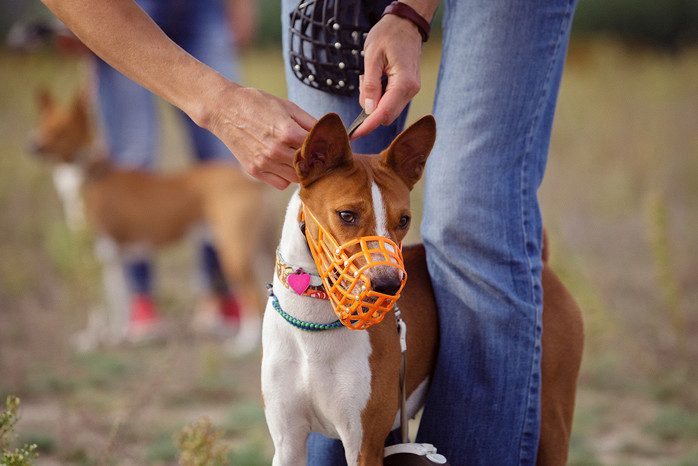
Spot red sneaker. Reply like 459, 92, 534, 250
127, 295, 166, 343
220, 295, 241, 326
191, 294, 241, 337
131, 295, 158, 322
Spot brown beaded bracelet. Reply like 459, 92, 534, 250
382, 1, 431, 42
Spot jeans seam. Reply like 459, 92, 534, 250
516, 1, 575, 464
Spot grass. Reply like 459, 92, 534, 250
0, 38, 696, 464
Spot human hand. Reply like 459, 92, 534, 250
207, 85, 316, 189
351, 14, 423, 139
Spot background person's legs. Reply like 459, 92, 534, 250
171, 0, 246, 326
417, 0, 577, 464
281, 0, 408, 156
95, 54, 160, 333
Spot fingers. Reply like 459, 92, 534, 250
275, 162, 299, 184
360, 46, 385, 114
256, 171, 291, 190
280, 120, 309, 151
214, 87, 310, 189
246, 146, 299, 187
287, 101, 317, 131
352, 74, 419, 139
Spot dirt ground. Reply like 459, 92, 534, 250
1, 40, 697, 465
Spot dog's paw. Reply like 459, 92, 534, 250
69, 308, 112, 353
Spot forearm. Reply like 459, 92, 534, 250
42, 0, 233, 127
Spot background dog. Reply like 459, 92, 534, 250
31, 88, 269, 354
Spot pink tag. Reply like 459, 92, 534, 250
288, 272, 311, 295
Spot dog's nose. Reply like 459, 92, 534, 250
372, 277, 402, 296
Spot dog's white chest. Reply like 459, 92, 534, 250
261, 285, 373, 440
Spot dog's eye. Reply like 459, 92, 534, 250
338, 210, 357, 224
398, 215, 411, 229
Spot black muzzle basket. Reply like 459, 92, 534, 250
288, 0, 391, 96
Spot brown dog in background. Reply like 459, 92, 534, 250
31, 88, 268, 355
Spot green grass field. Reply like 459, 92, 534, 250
0, 39, 696, 465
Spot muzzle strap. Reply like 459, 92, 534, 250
301, 205, 407, 330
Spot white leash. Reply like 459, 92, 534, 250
386, 306, 451, 464
394, 305, 409, 443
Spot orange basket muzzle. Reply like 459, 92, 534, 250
302, 206, 407, 330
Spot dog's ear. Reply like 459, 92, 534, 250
36, 88, 54, 112
382, 115, 436, 190
295, 113, 353, 187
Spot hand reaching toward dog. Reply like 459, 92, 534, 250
353, 0, 439, 139
207, 85, 315, 189
42, 0, 314, 190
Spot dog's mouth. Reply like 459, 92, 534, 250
363, 295, 378, 305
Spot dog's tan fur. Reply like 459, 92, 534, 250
294, 114, 583, 465
32, 89, 268, 335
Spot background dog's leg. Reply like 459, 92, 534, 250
206, 204, 267, 356
52, 164, 86, 232
224, 267, 264, 356
95, 236, 131, 344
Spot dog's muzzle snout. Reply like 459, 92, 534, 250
302, 206, 407, 330
367, 267, 403, 296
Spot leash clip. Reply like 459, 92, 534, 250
395, 306, 407, 354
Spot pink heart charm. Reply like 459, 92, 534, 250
288, 272, 311, 295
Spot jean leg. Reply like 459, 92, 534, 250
94, 32, 160, 294
172, 0, 240, 162
165, 0, 241, 295
124, 260, 152, 296
281, 0, 408, 155
95, 58, 158, 170
416, 1, 576, 465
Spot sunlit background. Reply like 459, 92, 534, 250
0, 1, 696, 465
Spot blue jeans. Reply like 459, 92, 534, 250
95, 0, 240, 296
282, 0, 577, 464
96, 0, 238, 169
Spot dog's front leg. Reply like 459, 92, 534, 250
94, 236, 130, 342
262, 308, 311, 466
265, 404, 310, 466
336, 425, 365, 466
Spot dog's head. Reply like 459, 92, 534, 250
29, 88, 92, 164
295, 113, 435, 328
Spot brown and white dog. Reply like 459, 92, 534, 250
31, 88, 268, 354
261, 114, 584, 465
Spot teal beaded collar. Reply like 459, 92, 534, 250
269, 289, 343, 332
